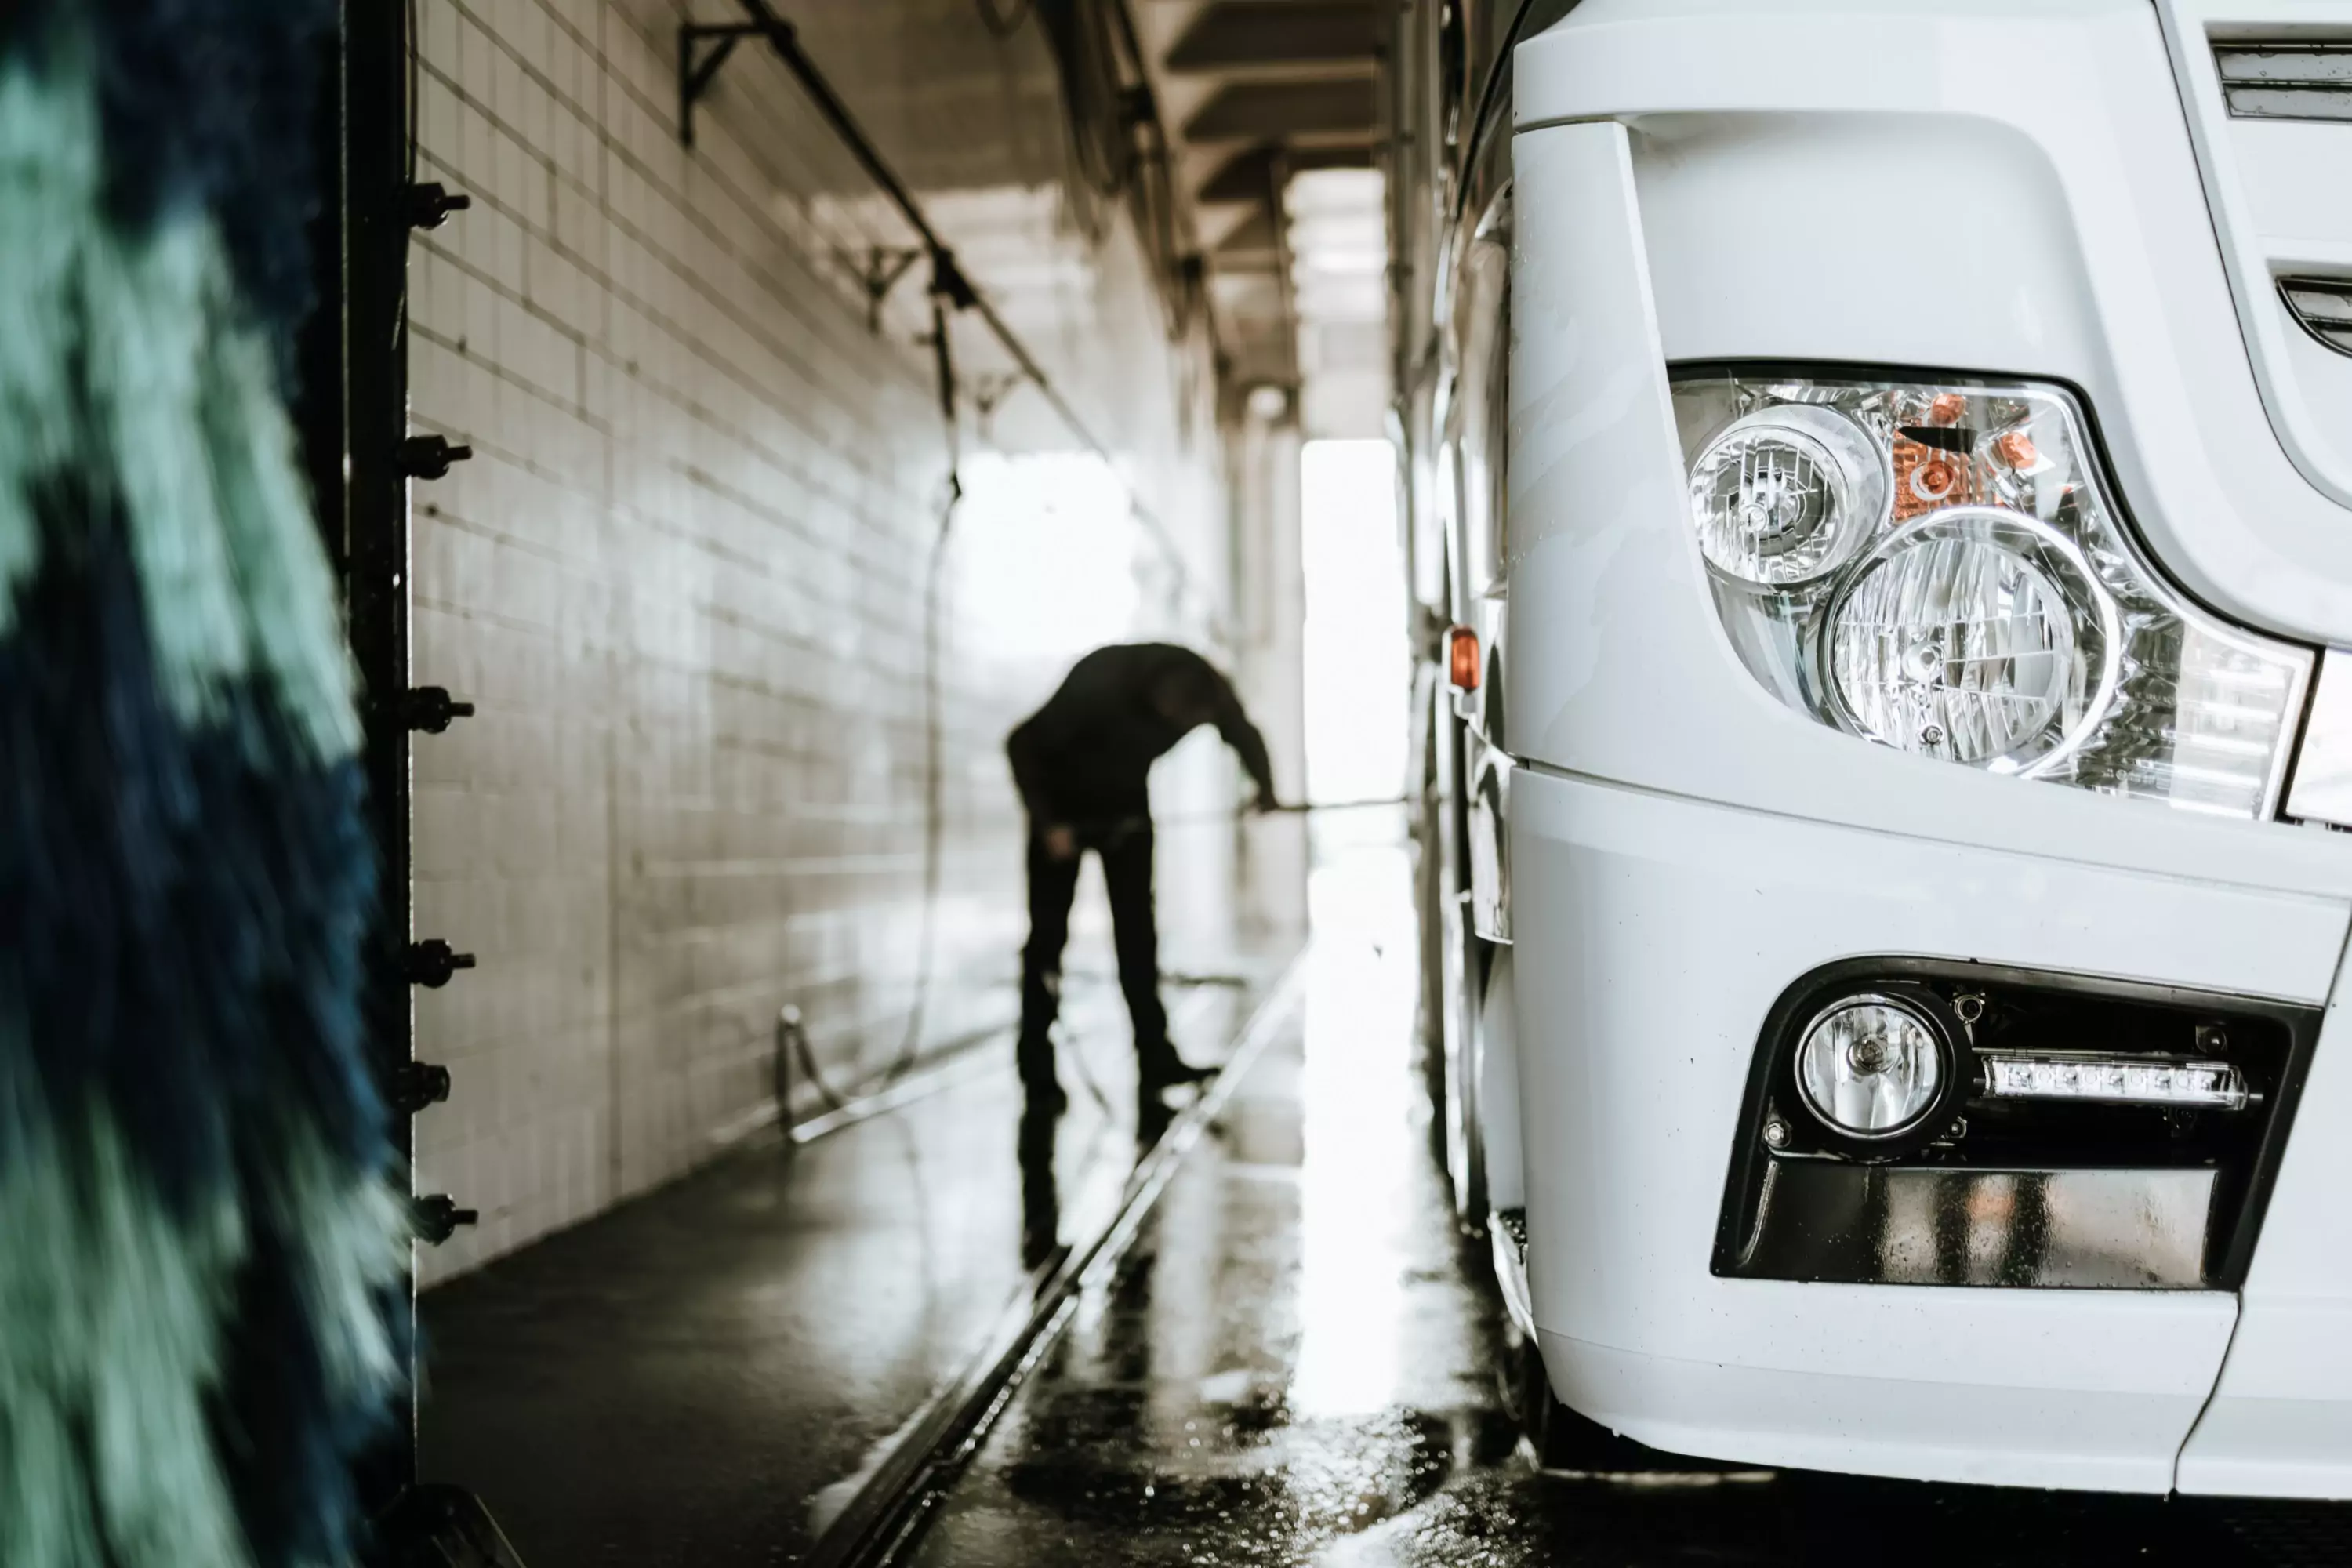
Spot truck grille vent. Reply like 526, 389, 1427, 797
2213, 38, 2352, 121
2281, 277, 2352, 357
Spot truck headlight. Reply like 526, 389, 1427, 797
1688, 404, 1884, 586
1824, 507, 2118, 773
1672, 373, 2314, 818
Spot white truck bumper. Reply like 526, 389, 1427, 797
1510, 762, 2349, 1492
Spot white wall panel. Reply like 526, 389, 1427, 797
407, 0, 1244, 1281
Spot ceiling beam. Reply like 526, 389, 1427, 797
1193, 142, 1373, 204
1166, 2, 1382, 72
1181, 76, 1377, 141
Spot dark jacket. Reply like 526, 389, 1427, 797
1006, 644, 1276, 827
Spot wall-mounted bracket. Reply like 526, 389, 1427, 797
404, 685, 476, 734
677, 20, 765, 149
395, 1061, 454, 1115
837, 245, 924, 335
407, 181, 473, 230
412, 1193, 480, 1246
401, 434, 473, 481
967, 371, 1028, 436
406, 938, 477, 989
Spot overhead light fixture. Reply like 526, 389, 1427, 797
1244, 383, 1290, 421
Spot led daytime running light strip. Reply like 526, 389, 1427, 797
1978, 1052, 2250, 1111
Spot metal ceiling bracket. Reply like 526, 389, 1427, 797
677, 20, 764, 148
969, 372, 1024, 419
837, 245, 924, 335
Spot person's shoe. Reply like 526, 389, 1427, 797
1136, 1050, 1218, 1095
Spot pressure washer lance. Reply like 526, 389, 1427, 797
770, 797, 1410, 1120
1149, 794, 1410, 828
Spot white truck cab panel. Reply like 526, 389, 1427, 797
1488, 0, 2352, 1497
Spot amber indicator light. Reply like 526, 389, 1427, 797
1447, 625, 1480, 691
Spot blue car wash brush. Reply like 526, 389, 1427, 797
0, 4, 407, 1566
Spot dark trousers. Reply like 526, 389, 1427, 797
1018, 818, 1169, 1083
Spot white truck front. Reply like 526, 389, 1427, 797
1501, 0, 2352, 1494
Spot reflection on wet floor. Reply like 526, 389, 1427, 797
910, 849, 1501, 1566
909, 848, 2352, 1568
414, 967, 1279, 1568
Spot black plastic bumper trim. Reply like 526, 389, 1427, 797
1711, 956, 2322, 1291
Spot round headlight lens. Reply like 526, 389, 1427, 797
1823, 507, 2121, 774
1795, 996, 1946, 1140
1688, 405, 1886, 588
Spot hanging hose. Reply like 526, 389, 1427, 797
777, 273, 964, 1122
877, 277, 967, 1091
880, 469, 960, 1088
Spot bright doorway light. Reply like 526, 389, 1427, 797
1293, 435, 1414, 1418
953, 451, 1142, 661
1300, 438, 1405, 863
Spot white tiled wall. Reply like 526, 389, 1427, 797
405, 0, 1241, 1283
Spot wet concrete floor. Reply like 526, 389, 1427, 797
417, 954, 1285, 1567
909, 851, 2352, 1568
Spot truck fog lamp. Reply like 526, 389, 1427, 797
1688, 405, 1885, 588
1980, 1053, 2249, 1111
1795, 996, 1945, 1139
1824, 509, 2119, 773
